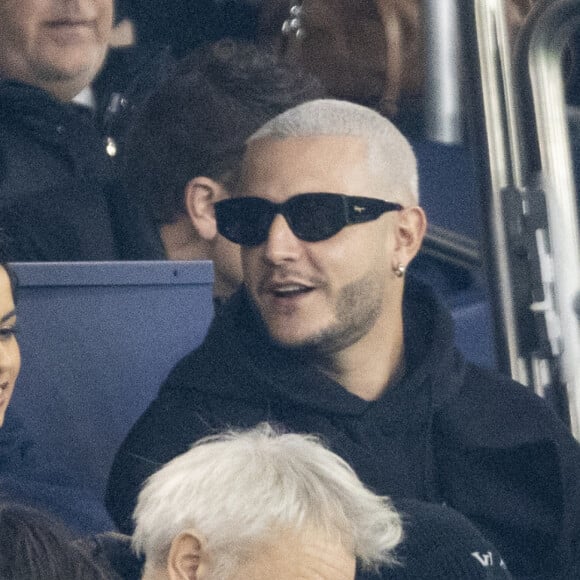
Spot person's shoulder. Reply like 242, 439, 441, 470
436, 362, 576, 449
157, 342, 208, 397
92, 45, 176, 117
0, 79, 74, 126
0, 413, 37, 473
387, 499, 513, 579
76, 532, 143, 580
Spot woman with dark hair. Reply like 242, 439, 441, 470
0, 261, 18, 429
0, 258, 114, 534
0, 502, 120, 580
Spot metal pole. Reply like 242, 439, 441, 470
424, 0, 463, 144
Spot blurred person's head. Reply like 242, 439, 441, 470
0, 261, 19, 428
133, 423, 403, 580
124, 39, 325, 299
0, 0, 114, 101
217, 99, 425, 368
0, 502, 120, 579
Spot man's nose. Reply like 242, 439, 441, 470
262, 214, 303, 264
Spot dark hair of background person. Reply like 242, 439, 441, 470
0, 233, 17, 301
122, 38, 326, 227
0, 502, 121, 580
115, 0, 260, 57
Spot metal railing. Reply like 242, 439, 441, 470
519, 0, 580, 437
464, 0, 580, 437
465, 0, 530, 384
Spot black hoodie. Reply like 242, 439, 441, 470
106, 277, 580, 579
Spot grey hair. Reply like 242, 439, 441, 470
248, 98, 419, 205
132, 423, 403, 577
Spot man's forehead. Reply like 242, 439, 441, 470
245, 134, 368, 159
238, 134, 375, 199
240, 135, 369, 182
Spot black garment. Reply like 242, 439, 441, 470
0, 413, 114, 535
106, 278, 580, 579
381, 499, 512, 579
0, 80, 118, 260
92, 46, 176, 260
0, 48, 173, 261
77, 533, 143, 580
0, 179, 120, 261
92, 45, 175, 161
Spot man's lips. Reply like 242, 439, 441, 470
263, 281, 315, 298
47, 18, 93, 24
45, 19, 95, 33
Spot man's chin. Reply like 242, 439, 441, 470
266, 324, 314, 349
267, 324, 329, 353
38, 50, 107, 85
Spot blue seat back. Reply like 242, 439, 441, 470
450, 290, 496, 369
9, 261, 214, 498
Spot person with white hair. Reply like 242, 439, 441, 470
92, 424, 512, 579
133, 423, 402, 580
108, 98, 580, 579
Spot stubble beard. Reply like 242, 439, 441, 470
268, 269, 386, 358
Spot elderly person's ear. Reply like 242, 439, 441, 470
167, 530, 209, 580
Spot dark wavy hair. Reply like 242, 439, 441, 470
123, 38, 326, 225
0, 231, 17, 302
0, 502, 121, 580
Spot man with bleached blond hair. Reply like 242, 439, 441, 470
108, 99, 580, 580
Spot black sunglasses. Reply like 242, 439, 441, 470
215, 192, 403, 247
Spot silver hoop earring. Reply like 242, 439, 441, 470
394, 263, 406, 278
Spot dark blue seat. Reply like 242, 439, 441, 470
449, 289, 496, 369
412, 139, 483, 242
8, 261, 214, 531
6, 259, 495, 533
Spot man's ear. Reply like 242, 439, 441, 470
184, 177, 229, 242
167, 529, 209, 580
391, 206, 427, 269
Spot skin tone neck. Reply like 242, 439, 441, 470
160, 218, 239, 301
160, 215, 209, 262
160, 177, 243, 302
315, 293, 406, 401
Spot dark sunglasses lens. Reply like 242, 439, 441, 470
287, 194, 346, 242
216, 198, 274, 246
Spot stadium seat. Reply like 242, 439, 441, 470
9, 261, 214, 512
